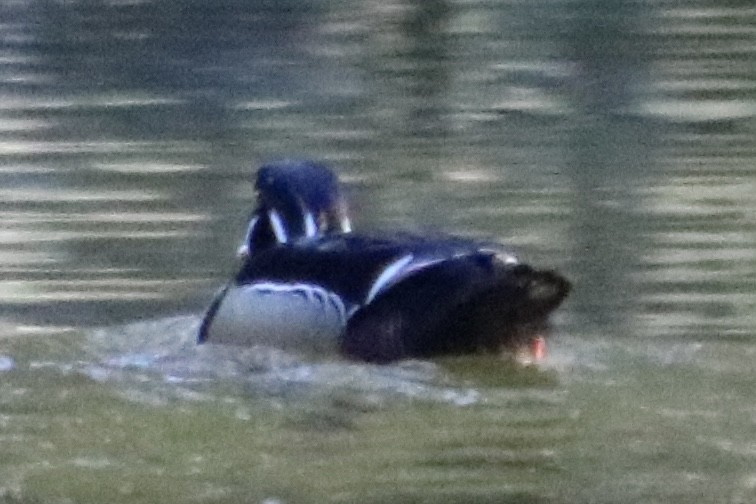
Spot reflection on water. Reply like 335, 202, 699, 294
1, 0, 756, 503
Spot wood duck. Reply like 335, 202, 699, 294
198, 160, 570, 364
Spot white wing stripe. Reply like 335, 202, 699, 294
477, 246, 519, 265
365, 253, 414, 304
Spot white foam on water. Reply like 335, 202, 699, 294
79, 315, 484, 407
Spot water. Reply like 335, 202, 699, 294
1, 0, 756, 503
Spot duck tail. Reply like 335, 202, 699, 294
508, 264, 571, 319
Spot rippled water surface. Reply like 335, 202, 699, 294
1, 1, 756, 503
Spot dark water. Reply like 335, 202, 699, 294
2, 1, 756, 503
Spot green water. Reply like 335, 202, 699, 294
2, 0, 756, 502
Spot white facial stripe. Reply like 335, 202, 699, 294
268, 209, 288, 244
303, 211, 317, 238
242, 282, 348, 326
365, 254, 414, 304
236, 215, 259, 258
340, 216, 352, 233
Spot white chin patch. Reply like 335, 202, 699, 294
236, 215, 259, 258
236, 243, 250, 258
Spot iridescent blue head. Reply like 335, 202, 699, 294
238, 160, 352, 256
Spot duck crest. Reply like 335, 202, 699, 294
238, 160, 351, 257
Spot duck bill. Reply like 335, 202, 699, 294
513, 336, 547, 365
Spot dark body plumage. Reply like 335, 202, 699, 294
198, 160, 570, 363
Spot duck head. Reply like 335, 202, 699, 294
238, 160, 352, 257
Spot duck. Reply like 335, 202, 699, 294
198, 160, 570, 364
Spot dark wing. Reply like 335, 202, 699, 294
355, 232, 519, 305
235, 232, 518, 309
342, 251, 570, 363
342, 253, 501, 362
